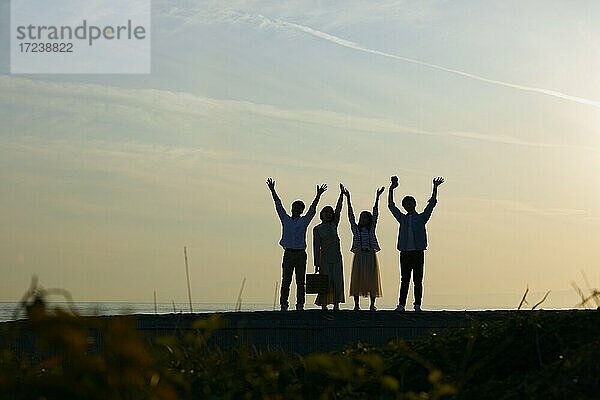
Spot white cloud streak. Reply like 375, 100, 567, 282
1, 76, 593, 151
246, 13, 600, 110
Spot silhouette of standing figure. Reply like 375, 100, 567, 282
345, 185, 384, 311
388, 176, 444, 311
267, 178, 327, 311
313, 184, 345, 310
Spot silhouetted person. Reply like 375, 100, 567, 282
267, 178, 327, 311
388, 176, 444, 311
346, 185, 384, 311
313, 184, 345, 310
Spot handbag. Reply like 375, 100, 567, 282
306, 273, 329, 294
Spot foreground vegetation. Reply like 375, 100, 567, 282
0, 297, 598, 399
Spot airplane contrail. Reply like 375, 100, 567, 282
253, 14, 600, 109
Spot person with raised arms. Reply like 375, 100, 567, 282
345, 185, 384, 311
267, 178, 327, 311
313, 184, 346, 310
388, 176, 444, 312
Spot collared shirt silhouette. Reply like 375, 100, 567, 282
267, 178, 326, 311
389, 196, 436, 251
274, 197, 316, 249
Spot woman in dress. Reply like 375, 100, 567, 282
345, 186, 384, 311
313, 184, 345, 310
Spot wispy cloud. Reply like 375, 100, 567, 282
1, 76, 592, 151
235, 13, 600, 110
0, 135, 370, 184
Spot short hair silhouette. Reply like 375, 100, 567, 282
320, 205, 335, 222
291, 200, 305, 215
402, 196, 416, 210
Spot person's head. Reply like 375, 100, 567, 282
358, 211, 373, 229
320, 206, 335, 223
291, 200, 305, 217
402, 196, 417, 213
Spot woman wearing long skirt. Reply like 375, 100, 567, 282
313, 184, 345, 310
345, 186, 384, 311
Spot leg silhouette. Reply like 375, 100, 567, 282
295, 253, 307, 309
399, 252, 413, 307
412, 251, 424, 306
280, 252, 294, 310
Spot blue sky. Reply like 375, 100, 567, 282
1, 0, 599, 309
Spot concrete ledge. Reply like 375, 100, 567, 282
2, 309, 593, 355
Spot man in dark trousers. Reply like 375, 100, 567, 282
267, 178, 327, 311
388, 176, 444, 311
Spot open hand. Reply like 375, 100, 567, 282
266, 177, 276, 191
376, 186, 385, 197
316, 184, 328, 195
433, 177, 445, 187
390, 176, 399, 189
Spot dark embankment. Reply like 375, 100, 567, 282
0, 300, 598, 399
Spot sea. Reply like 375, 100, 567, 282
0, 288, 586, 322
0, 302, 274, 322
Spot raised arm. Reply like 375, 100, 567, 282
388, 176, 397, 209
305, 183, 327, 222
334, 184, 344, 223
431, 177, 444, 202
344, 187, 357, 227
266, 177, 279, 202
373, 186, 384, 224
423, 177, 444, 222
266, 177, 288, 220
388, 175, 404, 221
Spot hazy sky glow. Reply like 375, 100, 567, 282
1, 1, 599, 309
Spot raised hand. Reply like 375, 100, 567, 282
390, 176, 399, 189
342, 185, 350, 198
316, 184, 328, 195
340, 183, 350, 197
376, 186, 385, 197
266, 177, 276, 191
433, 177, 445, 187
